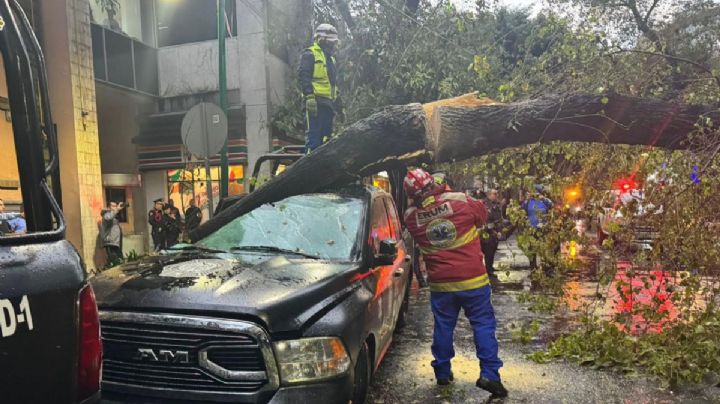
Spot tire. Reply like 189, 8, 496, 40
395, 278, 411, 331
351, 341, 371, 404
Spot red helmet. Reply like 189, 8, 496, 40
404, 168, 434, 199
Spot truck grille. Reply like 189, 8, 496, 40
101, 319, 270, 394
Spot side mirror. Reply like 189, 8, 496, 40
373, 239, 397, 266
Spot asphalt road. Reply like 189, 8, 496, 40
367, 240, 716, 404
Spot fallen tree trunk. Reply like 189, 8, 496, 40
191, 93, 719, 241
427, 93, 716, 163
191, 104, 427, 239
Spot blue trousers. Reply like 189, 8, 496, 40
305, 103, 334, 153
430, 285, 503, 381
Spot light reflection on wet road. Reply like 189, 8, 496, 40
367, 240, 714, 403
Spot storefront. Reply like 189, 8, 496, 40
166, 165, 245, 223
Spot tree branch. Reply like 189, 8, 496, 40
643, 0, 661, 25
333, 0, 355, 30
610, 49, 720, 88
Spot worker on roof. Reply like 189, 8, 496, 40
403, 168, 508, 398
298, 23, 343, 154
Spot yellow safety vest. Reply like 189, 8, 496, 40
308, 42, 337, 100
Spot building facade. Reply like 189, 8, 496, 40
1, 0, 309, 270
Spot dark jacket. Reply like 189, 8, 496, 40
148, 209, 163, 233
298, 47, 338, 108
163, 214, 182, 246
184, 206, 202, 231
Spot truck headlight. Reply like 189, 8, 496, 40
273, 337, 351, 384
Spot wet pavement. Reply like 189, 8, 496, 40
367, 239, 714, 404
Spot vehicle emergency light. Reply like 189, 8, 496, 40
614, 177, 637, 193
77, 285, 102, 401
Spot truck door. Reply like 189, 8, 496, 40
383, 197, 410, 325
368, 197, 399, 354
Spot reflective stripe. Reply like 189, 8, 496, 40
439, 192, 468, 202
419, 226, 479, 254
308, 43, 336, 100
421, 195, 436, 208
429, 274, 490, 292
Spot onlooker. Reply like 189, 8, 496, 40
522, 185, 553, 229
481, 188, 503, 280
521, 185, 554, 268
0, 198, 21, 235
101, 201, 124, 266
162, 204, 182, 249
148, 198, 165, 251
471, 175, 487, 200
167, 198, 181, 218
9, 205, 26, 234
184, 199, 203, 233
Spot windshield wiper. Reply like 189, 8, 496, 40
230, 246, 321, 260
168, 245, 227, 254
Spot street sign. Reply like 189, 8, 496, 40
181, 102, 228, 158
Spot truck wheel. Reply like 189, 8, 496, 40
352, 341, 370, 404
395, 279, 411, 331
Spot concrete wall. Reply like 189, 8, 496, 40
157, 37, 241, 97
41, 0, 105, 271
96, 82, 152, 238
155, 0, 310, 179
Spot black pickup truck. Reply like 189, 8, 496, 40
0, 1, 101, 403
92, 184, 413, 403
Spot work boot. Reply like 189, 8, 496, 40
436, 371, 454, 386
476, 377, 508, 397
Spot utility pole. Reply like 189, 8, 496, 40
218, 0, 229, 198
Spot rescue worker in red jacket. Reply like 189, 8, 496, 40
403, 168, 508, 398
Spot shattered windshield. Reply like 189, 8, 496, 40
196, 194, 365, 261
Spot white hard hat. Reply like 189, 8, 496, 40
314, 23, 339, 43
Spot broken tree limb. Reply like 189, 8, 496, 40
428, 93, 719, 163
191, 104, 427, 240
190, 93, 719, 241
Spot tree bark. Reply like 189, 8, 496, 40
333, 0, 355, 30
427, 93, 719, 163
190, 93, 719, 241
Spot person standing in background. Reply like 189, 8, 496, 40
184, 198, 203, 234
101, 201, 124, 266
481, 188, 503, 280
148, 198, 165, 251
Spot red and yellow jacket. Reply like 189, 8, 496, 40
404, 191, 489, 292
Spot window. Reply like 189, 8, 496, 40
157, 0, 237, 47
384, 198, 402, 241
370, 198, 393, 255
166, 165, 244, 223
105, 187, 128, 223
197, 194, 365, 261
90, 0, 155, 44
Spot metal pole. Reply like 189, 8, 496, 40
202, 104, 215, 218
218, 0, 229, 198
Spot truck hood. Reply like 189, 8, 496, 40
91, 252, 360, 334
